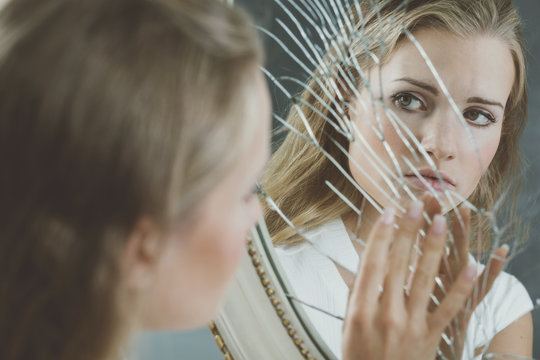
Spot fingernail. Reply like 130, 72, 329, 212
464, 264, 477, 280
432, 215, 446, 234
408, 200, 424, 220
491, 244, 510, 262
381, 207, 395, 225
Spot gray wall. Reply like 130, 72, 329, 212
129, 329, 222, 360
132, 1, 540, 359
507, 0, 540, 356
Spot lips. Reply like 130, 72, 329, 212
404, 168, 456, 192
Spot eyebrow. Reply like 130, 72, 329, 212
395, 77, 505, 109
466, 96, 504, 109
394, 77, 439, 95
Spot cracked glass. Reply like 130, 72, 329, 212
236, 1, 539, 359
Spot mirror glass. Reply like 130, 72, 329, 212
236, 0, 540, 359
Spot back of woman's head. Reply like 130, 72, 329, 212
0, 0, 261, 359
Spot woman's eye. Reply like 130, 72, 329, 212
392, 93, 425, 111
463, 109, 496, 126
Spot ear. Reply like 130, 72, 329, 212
121, 218, 163, 292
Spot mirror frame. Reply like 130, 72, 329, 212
212, 220, 334, 359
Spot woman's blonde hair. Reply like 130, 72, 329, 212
0, 0, 261, 359
263, 0, 527, 248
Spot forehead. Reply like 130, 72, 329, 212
379, 29, 515, 104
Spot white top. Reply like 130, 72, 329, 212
275, 218, 533, 360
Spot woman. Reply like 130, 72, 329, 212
263, 0, 533, 359
0, 0, 483, 359
0, 0, 269, 358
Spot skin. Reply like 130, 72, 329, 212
122, 70, 272, 329
347, 29, 514, 240
343, 29, 532, 358
118, 65, 479, 360
113, 32, 528, 360
342, 199, 482, 360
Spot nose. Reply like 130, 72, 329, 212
418, 110, 459, 162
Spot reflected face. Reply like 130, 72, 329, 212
348, 29, 515, 212
142, 71, 271, 329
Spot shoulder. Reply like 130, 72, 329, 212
464, 260, 532, 357
274, 218, 343, 260
273, 220, 338, 275
483, 270, 533, 331
469, 262, 533, 339
272, 219, 351, 304
273, 217, 355, 273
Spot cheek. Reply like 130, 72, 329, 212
143, 189, 255, 329
213, 219, 246, 271
349, 105, 406, 172
348, 107, 405, 207
460, 127, 502, 193
473, 125, 502, 172
477, 136, 501, 171
196, 209, 247, 279
202, 201, 254, 288
166, 210, 247, 326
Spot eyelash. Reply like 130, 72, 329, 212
463, 108, 496, 126
243, 184, 260, 203
390, 92, 497, 127
391, 92, 426, 112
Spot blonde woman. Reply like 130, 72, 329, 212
0, 0, 486, 359
263, 0, 533, 359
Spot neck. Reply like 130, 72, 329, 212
342, 201, 382, 256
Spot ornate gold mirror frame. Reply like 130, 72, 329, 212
212, 221, 334, 360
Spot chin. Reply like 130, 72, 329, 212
141, 303, 219, 331
151, 313, 215, 331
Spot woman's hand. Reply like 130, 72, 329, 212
434, 205, 508, 359
342, 200, 478, 360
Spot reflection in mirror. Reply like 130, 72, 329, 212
254, 0, 536, 359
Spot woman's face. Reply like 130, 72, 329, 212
348, 29, 515, 213
140, 71, 271, 329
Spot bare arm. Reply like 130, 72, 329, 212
485, 312, 533, 358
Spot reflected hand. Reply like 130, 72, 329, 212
433, 205, 508, 359
342, 201, 477, 360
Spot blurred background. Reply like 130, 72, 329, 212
131, 0, 540, 358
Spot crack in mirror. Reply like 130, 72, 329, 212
217, 1, 540, 359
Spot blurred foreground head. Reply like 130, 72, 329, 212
0, 0, 263, 359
